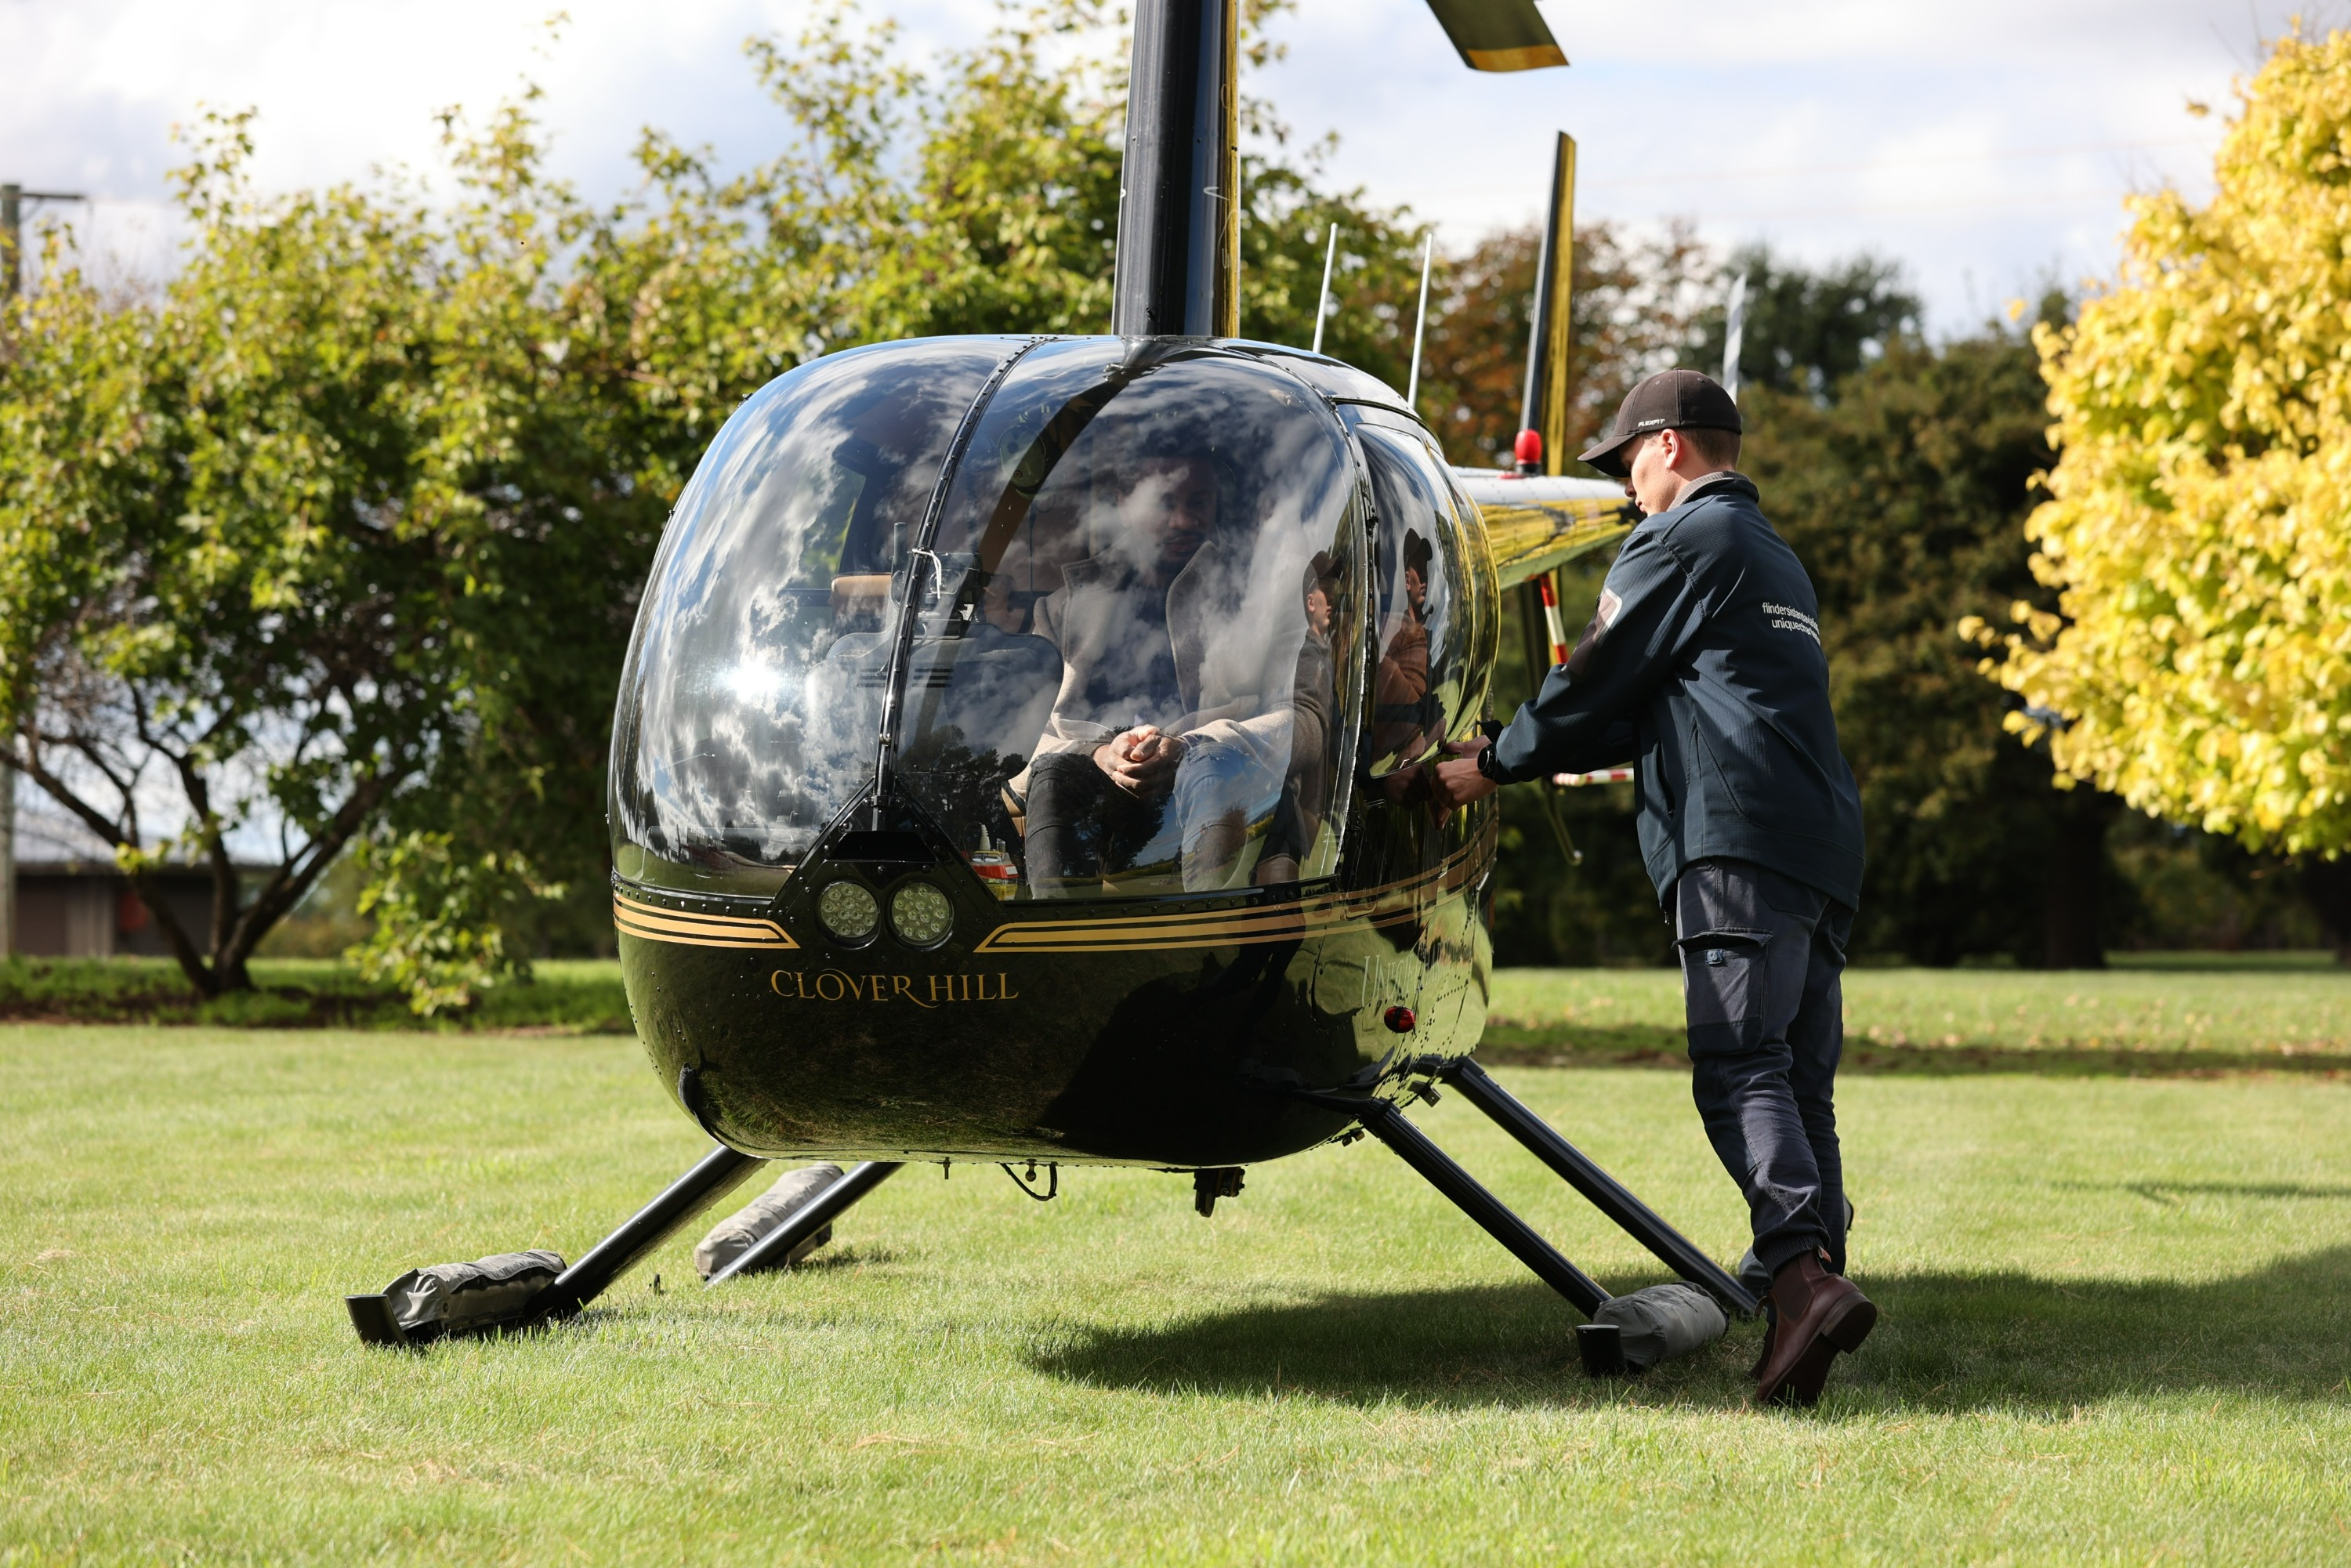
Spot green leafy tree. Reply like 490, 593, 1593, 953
0, 102, 676, 1002
0, 0, 1454, 1002
1748, 320, 2132, 966
1976, 30, 2351, 865
1684, 244, 1922, 400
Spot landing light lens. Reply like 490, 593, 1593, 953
818, 880, 880, 943
889, 882, 954, 948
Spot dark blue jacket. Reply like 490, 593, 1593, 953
1484, 471, 1865, 909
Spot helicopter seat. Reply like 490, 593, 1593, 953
1002, 534, 1307, 896
828, 574, 892, 636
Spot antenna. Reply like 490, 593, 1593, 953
1722, 270, 1748, 402
1310, 222, 1338, 355
1405, 232, 1435, 408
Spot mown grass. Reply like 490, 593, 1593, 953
1486, 958, 2351, 1075
10, 954, 2347, 1081
5, 1025, 2350, 1563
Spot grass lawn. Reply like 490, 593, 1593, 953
1487, 958, 2351, 1075
9, 953, 2347, 1081
5, 1024, 2351, 1563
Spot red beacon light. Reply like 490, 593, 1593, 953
1512, 428, 1543, 476
968, 826, 1021, 900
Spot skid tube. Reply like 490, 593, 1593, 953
1294, 1056, 1755, 1359
704, 1161, 904, 1285
346, 1146, 906, 1345
1433, 1058, 1759, 1319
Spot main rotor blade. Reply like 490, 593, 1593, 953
1424, 0, 1567, 71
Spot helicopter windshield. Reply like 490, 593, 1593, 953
610, 339, 1012, 896
896, 340, 1365, 900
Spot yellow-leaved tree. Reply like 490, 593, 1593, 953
1969, 28, 2351, 856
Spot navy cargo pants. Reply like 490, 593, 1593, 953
1674, 857, 1855, 1278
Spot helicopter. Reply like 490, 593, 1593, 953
346, 0, 1761, 1373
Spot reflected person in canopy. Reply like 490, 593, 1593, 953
1012, 451, 1289, 894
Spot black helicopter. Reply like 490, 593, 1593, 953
347, 0, 1759, 1372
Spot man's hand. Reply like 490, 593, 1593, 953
1427, 737, 1500, 813
1093, 726, 1186, 795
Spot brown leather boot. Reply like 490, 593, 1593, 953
1753, 1251, 1876, 1408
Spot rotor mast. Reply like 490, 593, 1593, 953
1112, 0, 1241, 338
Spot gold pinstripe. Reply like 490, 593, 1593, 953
612, 820, 1491, 958
971, 835, 1487, 955
612, 893, 798, 951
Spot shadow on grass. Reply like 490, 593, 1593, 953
1476, 1027, 2351, 1078
2056, 1180, 2351, 1204
1030, 1246, 2351, 1414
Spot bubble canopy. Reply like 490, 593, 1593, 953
610, 337, 1368, 902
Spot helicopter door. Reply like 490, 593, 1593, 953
1360, 425, 1487, 777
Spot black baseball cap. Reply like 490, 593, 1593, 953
1578, 368, 1743, 477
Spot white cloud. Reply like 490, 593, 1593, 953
1256, 0, 2275, 326
0, 0, 2302, 326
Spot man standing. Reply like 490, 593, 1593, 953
1429, 368, 1874, 1408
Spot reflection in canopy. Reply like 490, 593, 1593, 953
897, 342, 1365, 900
1361, 425, 1477, 777
610, 339, 1008, 895
610, 337, 1369, 906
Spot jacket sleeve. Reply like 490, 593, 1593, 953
1486, 531, 1701, 782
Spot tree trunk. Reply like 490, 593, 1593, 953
2042, 789, 2118, 969
2302, 857, 2351, 965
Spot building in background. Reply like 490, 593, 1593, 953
10, 807, 220, 958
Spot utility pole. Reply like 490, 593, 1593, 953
2, 183, 86, 299
1, 183, 85, 954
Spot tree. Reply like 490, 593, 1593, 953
1684, 244, 1921, 401
0, 0, 1447, 1002
0, 107, 670, 1001
1749, 320, 2133, 967
1973, 27, 2351, 862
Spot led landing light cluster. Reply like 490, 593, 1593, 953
888, 882, 954, 949
817, 880, 880, 943
815, 877, 955, 950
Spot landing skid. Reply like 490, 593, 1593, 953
347, 1060, 1748, 1376
345, 1149, 906, 1347
1297, 1057, 1756, 1375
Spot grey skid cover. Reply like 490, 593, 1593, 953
382, 1250, 566, 1338
1592, 1283, 1730, 1371
694, 1164, 844, 1280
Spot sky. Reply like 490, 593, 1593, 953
0, 0, 2316, 332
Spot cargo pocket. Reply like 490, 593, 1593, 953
1678, 926, 1773, 1057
